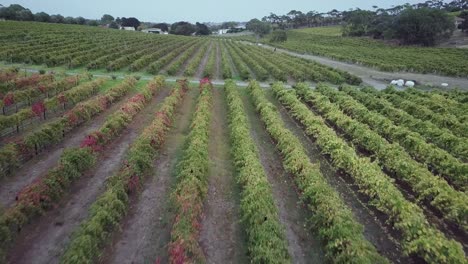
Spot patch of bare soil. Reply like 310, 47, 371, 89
199, 87, 248, 263
100, 88, 198, 264
222, 43, 239, 78
214, 42, 221, 80
6, 88, 171, 264
176, 44, 204, 76
195, 42, 213, 79
264, 89, 411, 263
0, 91, 137, 208
239, 88, 324, 264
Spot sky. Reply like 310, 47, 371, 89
1, 0, 428, 23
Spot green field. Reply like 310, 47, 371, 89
0, 20, 467, 264
237, 27, 468, 77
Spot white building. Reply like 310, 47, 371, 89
218, 29, 229, 35
120, 26, 135, 31
142, 28, 168, 34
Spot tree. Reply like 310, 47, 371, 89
16, 9, 33, 21
395, 7, 454, 46
221, 21, 238, 29
246, 18, 271, 40
121, 17, 141, 30
458, 11, 468, 32
101, 14, 114, 24
87, 20, 99, 26
0, 4, 32, 20
64, 16, 76, 24
109, 21, 119, 29
170, 21, 196, 35
342, 9, 375, 36
50, 14, 64, 23
152, 23, 169, 32
76, 16, 86, 25
34, 12, 50, 22
195, 22, 210, 35
270, 29, 287, 42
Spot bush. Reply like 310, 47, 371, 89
111, 75, 117, 80
39, 69, 46, 75
270, 30, 287, 42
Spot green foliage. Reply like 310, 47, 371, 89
308, 84, 468, 229
62, 78, 188, 263
283, 83, 465, 263
250, 81, 387, 263
395, 8, 455, 46
169, 83, 212, 264
270, 30, 287, 42
225, 80, 290, 263
246, 18, 272, 38
340, 86, 468, 161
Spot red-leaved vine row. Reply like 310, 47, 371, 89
0, 77, 104, 133
0, 76, 163, 261
61, 78, 188, 263
168, 79, 212, 264
0, 77, 137, 178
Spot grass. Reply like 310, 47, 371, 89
294, 26, 342, 36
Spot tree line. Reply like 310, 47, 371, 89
0, 4, 211, 35
253, 0, 468, 46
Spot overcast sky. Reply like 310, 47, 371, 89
1, 0, 427, 23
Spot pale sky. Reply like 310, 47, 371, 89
1, 0, 428, 23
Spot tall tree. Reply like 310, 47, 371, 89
246, 18, 272, 39
195, 22, 210, 35
121, 17, 141, 30
395, 7, 454, 45
101, 14, 114, 24
170, 21, 196, 35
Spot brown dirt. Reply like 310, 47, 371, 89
263, 89, 411, 263
214, 42, 221, 80
199, 87, 248, 263
176, 43, 204, 76
195, 42, 213, 79
221, 42, 239, 78
99, 87, 198, 264
0, 91, 138, 208
239, 88, 324, 263
5, 87, 171, 264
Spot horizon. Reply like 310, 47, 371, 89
1, 0, 428, 23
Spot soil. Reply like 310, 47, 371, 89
195, 42, 213, 79
5, 87, 171, 264
247, 42, 468, 91
214, 42, 221, 80
176, 43, 204, 76
100, 87, 198, 264
199, 87, 248, 263
221, 43, 240, 79
0, 91, 137, 208
263, 89, 412, 263
239, 88, 325, 264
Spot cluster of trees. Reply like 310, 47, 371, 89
260, 0, 467, 29
169, 22, 210, 36
342, 7, 456, 46
0, 4, 144, 29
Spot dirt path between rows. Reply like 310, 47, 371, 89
6, 87, 171, 264
246, 41, 468, 90
239, 88, 324, 264
196, 42, 213, 79
100, 88, 198, 264
263, 90, 410, 263
0, 91, 137, 208
199, 87, 248, 263
214, 42, 221, 80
